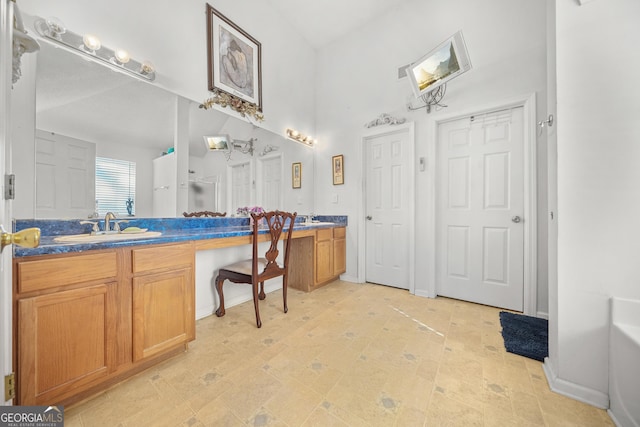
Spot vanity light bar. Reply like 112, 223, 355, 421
286, 128, 316, 147
34, 17, 156, 82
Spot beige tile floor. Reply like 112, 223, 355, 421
65, 281, 614, 426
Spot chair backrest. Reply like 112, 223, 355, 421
251, 210, 297, 278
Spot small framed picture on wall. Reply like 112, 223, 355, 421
332, 155, 344, 185
292, 162, 302, 188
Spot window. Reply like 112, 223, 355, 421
95, 157, 136, 216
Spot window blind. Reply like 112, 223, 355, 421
95, 157, 136, 216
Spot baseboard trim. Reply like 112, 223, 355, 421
543, 357, 609, 409
339, 274, 358, 283
195, 282, 282, 321
606, 409, 623, 427
196, 307, 213, 321
537, 311, 549, 320
414, 289, 435, 298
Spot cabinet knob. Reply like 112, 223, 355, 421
366, 216, 372, 220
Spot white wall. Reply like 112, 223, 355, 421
18, 0, 317, 138
546, 0, 640, 408
314, 0, 548, 311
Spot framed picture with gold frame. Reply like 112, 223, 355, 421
332, 155, 344, 185
292, 162, 302, 189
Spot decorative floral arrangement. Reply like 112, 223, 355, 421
236, 206, 264, 216
200, 89, 264, 122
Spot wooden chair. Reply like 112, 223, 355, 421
214, 210, 297, 328
182, 211, 226, 217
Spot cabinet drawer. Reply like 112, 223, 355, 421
132, 243, 193, 274
17, 252, 117, 294
333, 227, 346, 239
316, 228, 333, 242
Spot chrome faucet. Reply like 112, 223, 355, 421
104, 212, 116, 233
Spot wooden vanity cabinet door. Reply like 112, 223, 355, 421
333, 227, 346, 276
315, 228, 334, 285
132, 268, 193, 361
131, 243, 195, 362
18, 283, 117, 405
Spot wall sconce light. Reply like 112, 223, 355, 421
286, 128, 316, 147
34, 17, 156, 82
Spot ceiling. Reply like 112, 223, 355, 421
267, 0, 413, 49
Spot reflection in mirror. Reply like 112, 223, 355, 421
34, 41, 175, 218
22, 37, 314, 219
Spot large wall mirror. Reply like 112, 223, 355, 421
14, 31, 314, 219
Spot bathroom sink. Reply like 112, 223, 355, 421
54, 231, 162, 243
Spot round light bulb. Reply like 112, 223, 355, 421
45, 17, 66, 38
114, 49, 130, 64
140, 60, 155, 75
82, 34, 101, 52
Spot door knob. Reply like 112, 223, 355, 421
511, 216, 522, 223
366, 216, 372, 220
0, 226, 41, 252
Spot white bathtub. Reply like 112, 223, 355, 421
609, 297, 640, 427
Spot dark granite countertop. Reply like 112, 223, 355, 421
13, 215, 347, 257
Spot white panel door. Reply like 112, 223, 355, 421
437, 107, 524, 310
152, 153, 177, 217
228, 160, 253, 213
35, 130, 95, 219
365, 130, 411, 289
258, 155, 282, 211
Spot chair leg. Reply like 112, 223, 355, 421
283, 274, 288, 314
252, 280, 262, 328
258, 281, 266, 300
215, 276, 226, 317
